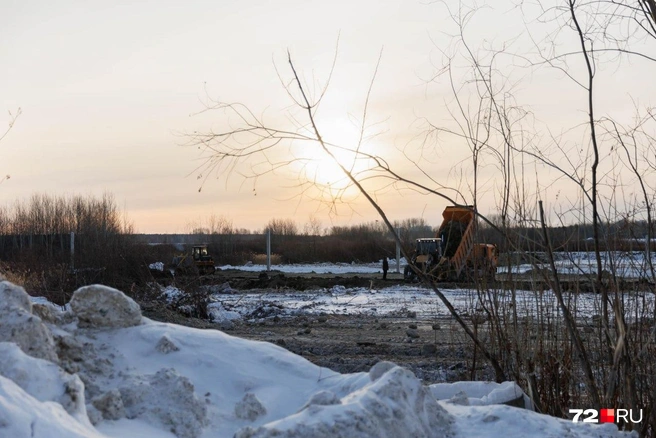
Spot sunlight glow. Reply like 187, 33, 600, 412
290, 118, 377, 193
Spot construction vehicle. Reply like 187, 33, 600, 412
171, 244, 216, 276
404, 206, 498, 282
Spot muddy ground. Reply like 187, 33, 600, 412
142, 269, 495, 384
225, 312, 490, 384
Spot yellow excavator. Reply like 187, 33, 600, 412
404, 206, 498, 282
172, 245, 216, 276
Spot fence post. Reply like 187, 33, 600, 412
646, 234, 651, 276
70, 232, 75, 270
266, 230, 271, 272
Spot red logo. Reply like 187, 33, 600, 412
600, 409, 614, 423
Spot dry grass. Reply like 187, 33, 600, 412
250, 253, 282, 265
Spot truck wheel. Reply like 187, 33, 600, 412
404, 265, 415, 281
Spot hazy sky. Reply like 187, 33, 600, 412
2, 0, 654, 233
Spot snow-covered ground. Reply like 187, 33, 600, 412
219, 251, 656, 280
497, 251, 656, 279
219, 260, 404, 275
204, 284, 652, 323
206, 286, 608, 319
0, 280, 639, 437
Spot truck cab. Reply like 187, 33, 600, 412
404, 238, 443, 280
192, 245, 212, 262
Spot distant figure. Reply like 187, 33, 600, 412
382, 256, 389, 280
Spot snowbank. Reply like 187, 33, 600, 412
0, 280, 638, 438
236, 365, 453, 438
0, 281, 58, 362
0, 375, 102, 438
0, 343, 89, 423
70, 285, 142, 329
430, 381, 532, 409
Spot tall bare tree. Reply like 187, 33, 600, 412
0, 108, 21, 185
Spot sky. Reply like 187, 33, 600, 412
2, 0, 654, 233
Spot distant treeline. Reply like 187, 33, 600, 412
1, 194, 653, 298
139, 218, 655, 266
0, 194, 140, 296
139, 217, 438, 264
478, 220, 656, 253
137, 233, 394, 264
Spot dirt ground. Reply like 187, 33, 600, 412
227, 312, 491, 384
142, 269, 494, 384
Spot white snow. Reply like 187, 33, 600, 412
497, 251, 656, 279
149, 262, 165, 272
0, 343, 90, 423
208, 284, 650, 321
206, 301, 241, 324
70, 285, 142, 329
0, 375, 103, 438
159, 285, 185, 303
0, 280, 638, 438
430, 381, 532, 409
222, 252, 656, 280
218, 260, 405, 275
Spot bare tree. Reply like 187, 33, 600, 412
303, 214, 323, 236
265, 218, 299, 236
208, 214, 234, 235
0, 108, 21, 185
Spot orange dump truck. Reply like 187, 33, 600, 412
404, 206, 498, 281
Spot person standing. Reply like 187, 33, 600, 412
382, 256, 389, 280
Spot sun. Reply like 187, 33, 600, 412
289, 119, 377, 191
291, 139, 378, 194
303, 146, 349, 186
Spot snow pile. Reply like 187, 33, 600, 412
158, 285, 185, 303
116, 368, 208, 438
430, 381, 532, 409
0, 281, 59, 362
157, 283, 242, 327
70, 285, 142, 329
0, 375, 102, 438
207, 301, 241, 327
330, 285, 347, 295
0, 281, 211, 438
0, 279, 638, 438
236, 364, 452, 438
0, 343, 89, 423
149, 262, 165, 272
0, 281, 33, 312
